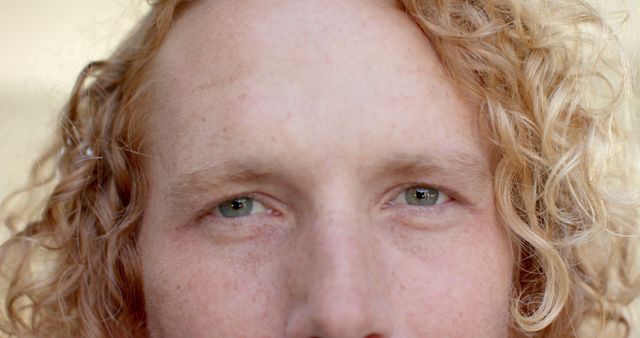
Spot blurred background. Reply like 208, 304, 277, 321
0, 0, 639, 334
0, 0, 148, 198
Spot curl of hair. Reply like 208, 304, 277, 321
397, 0, 640, 336
0, 0, 638, 337
0, 1, 186, 336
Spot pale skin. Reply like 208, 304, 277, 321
138, 0, 514, 337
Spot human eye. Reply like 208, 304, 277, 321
189, 194, 286, 242
215, 196, 269, 218
391, 186, 451, 207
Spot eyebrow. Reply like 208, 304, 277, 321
165, 158, 284, 203
163, 149, 492, 210
371, 151, 491, 182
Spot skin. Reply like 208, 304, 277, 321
138, 0, 514, 337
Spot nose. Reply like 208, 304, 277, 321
285, 211, 393, 338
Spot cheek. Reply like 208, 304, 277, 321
139, 222, 290, 338
386, 213, 513, 336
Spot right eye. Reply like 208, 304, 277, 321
392, 186, 450, 207
217, 197, 267, 218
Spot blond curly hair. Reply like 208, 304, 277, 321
1, 0, 638, 337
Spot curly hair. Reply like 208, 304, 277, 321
1, 0, 638, 337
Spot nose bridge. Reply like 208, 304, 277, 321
312, 212, 373, 301
285, 193, 392, 337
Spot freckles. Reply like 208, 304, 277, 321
386, 219, 462, 263
153, 254, 283, 327
385, 213, 512, 324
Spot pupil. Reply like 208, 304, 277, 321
404, 187, 438, 206
231, 200, 244, 209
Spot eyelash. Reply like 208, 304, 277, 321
195, 182, 459, 225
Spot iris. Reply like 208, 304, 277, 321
218, 197, 254, 218
404, 187, 440, 206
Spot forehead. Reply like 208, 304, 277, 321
145, 0, 489, 181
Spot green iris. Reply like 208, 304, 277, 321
218, 197, 254, 218
404, 187, 439, 206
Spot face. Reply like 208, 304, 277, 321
138, 0, 514, 337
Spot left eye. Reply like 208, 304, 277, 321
217, 197, 267, 218
393, 186, 450, 206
